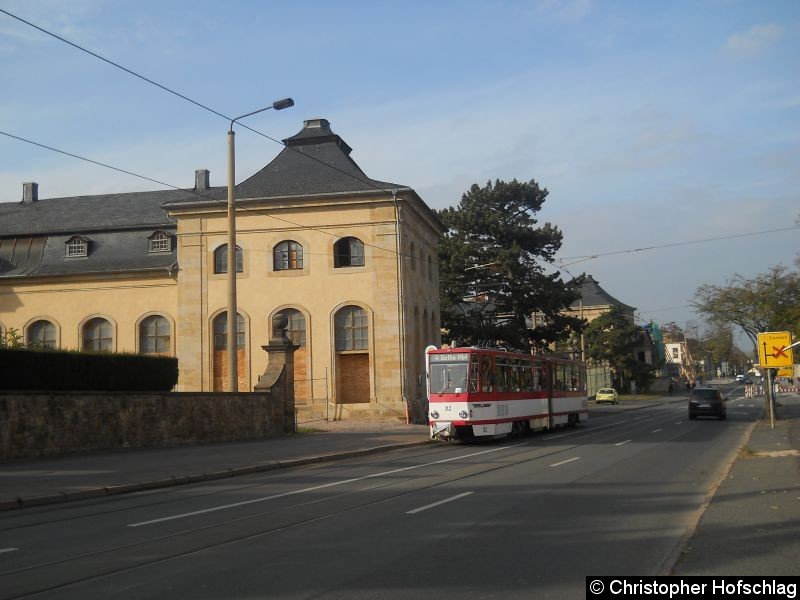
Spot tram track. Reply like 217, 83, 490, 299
1, 402, 742, 598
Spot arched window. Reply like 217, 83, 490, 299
213, 312, 245, 349
213, 244, 243, 274
27, 320, 57, 349
139, 315, 171, 354
273, 241, 304, 271
283, 308, 307, 347
334, 306, 368, 350
333, 237, 365, 268
83, 317, 113, 352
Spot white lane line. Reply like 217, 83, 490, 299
615, 440, 631, 446
675, 422, 683, 425
129, 444, 517, 528
549, 457, 580, 467
652, 429, 663, 433
406, 491, 474, 515
0, 548, 19, 554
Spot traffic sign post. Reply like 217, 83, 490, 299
756, 332, 795, 430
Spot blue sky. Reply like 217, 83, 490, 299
1, 0, 798, 344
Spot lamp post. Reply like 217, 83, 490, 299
226, 98, 294, 392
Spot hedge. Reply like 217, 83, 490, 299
0, 348, 178, 391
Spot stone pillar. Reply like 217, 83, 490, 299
255, 313, 297, 432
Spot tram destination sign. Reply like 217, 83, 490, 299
429, 353, 471, 362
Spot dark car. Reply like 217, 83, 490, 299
688, 387, 727, 420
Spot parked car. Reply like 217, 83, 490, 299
595, 388, 619, 404
688, 387, 727, 420
735, 374, 745, 382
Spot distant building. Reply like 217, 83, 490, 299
0, 119, 445, 421
561, 275, 657, 393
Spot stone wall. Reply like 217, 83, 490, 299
0, 390, 294, 460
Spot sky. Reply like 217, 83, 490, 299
1, 0, 798, 344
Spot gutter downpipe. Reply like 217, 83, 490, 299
393, 190, 409, 423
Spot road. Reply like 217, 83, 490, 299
0, 386, 759, 599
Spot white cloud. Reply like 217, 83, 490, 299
723, 23, 784, 57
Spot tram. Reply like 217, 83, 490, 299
426, 346, 588, 441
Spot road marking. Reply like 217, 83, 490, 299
615, 440, 631, 446
0, 548, 19, 555
549, 457, 580, 467
128, 444, 517, 527
652, 429, 663, 433
406, 491, 473, 515
675, 422, 683, 425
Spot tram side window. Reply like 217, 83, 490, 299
532, 363, 544, 390
480, 355, 494, 392
494, 359, 507, 392
520, 362, 533, 392
554, 364, 567, 391
469, 356, 480, 392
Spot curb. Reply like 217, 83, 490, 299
2, 439, 432, 512
656, 415, 762, 575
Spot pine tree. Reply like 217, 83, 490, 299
437, 179, 581, 350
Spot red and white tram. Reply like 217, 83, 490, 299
426, 346, 588, 440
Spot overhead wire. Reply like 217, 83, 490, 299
3, 8, 797, 275
0, 8, 424, 261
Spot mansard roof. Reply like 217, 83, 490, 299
0, 118, 435, 278
227, 118, 402, 200
569, 275, 635, 313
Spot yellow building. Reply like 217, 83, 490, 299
0, 119, 444, 421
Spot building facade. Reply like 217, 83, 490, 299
0, 119, 444, 421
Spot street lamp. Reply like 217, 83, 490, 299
226, 98, 294, 392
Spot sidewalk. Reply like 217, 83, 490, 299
0, 420, 430, 510
670, 392, 800, 576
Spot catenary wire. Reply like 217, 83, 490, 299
3, 9, 796, 275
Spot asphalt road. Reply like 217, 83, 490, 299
0, 389, 761, 599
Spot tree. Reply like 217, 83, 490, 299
583, 306, 654, 391
437, 179, 582, 350
692, 263, 800, 355
694, 323, 749, 374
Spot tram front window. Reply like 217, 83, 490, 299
430, 362, 469, 394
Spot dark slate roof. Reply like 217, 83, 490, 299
569, 275, 635, 312
232, 118, 403, 200
0, 189, 197, 237
0, 118, 432, 278
0, 230, 176, 278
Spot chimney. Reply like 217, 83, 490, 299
22, 182, 39, 203
195, 169, 210, 190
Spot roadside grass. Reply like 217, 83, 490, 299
295, 425, 326, 434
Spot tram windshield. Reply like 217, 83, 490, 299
429, 359, 470, 394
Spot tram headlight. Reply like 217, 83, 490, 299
458, 410, 469, 419
430, 410, 440, 419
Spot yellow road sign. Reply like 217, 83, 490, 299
777, 367, 794, 378
757, 331, 794, 367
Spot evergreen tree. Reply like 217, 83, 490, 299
584, 306, 653, 391
437, 179, 581, 351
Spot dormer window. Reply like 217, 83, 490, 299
149, 231, 172, 253
65, 235, 88, 258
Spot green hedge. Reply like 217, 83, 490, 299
0, 348, 179, 391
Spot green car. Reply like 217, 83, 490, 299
595, 388, 619, 404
